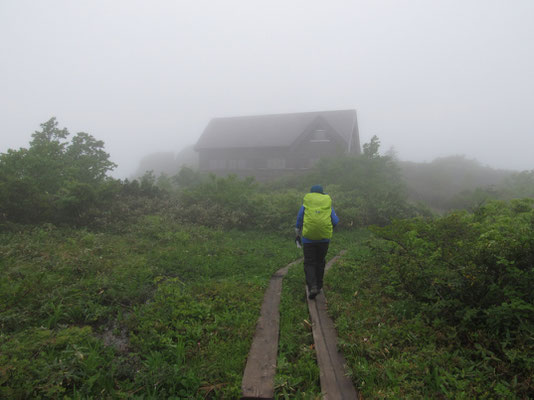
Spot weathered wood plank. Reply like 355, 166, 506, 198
241, 259, 302, 400
307, 251, 359, 400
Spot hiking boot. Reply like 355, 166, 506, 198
308, 286, 319, 299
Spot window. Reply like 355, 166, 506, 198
226, 160, 247, 170
209, 159, 226, 170
267, 158, 286, 169
256, 159, 267, 169
310, 129, 330, 142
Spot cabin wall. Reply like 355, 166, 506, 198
197, 139, 345, 180
290, 139, 345, 168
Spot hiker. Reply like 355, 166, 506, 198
295, 185, 339, 299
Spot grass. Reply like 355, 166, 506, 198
325, 231, 531, 399
275, 260, 321, 399
5, 219, 526, 399
0, 217, 299, 399
273, 229, 363, 399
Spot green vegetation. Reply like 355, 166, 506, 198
276, 261, 321, 398
327, 200, 534, 398
274, 232, 355, 399
0, 118, 117, 226
1, 220, 297, 398
2, 120, 534, 398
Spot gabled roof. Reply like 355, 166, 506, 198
195, 109, 358, 150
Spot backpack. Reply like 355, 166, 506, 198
302, 192, 333, 240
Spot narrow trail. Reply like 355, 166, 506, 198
306, 251, 358, 399
240, 252, 358, 400
241, 258, 303, 399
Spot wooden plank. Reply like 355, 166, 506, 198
241, 259, 302, 400
307, 251, 359, 400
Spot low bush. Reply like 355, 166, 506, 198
0, 220, 299, 398
371, 199, 534, 348
325, 199, 534, 398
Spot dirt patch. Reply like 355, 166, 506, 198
100, 321, 130, 353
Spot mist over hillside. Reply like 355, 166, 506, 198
131, 143, 526, 214
398, 155, 515, 211
132, 145, 198, 178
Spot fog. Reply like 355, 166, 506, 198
1, 0, 533, 178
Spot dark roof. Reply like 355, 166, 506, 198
195, 109, 358, 150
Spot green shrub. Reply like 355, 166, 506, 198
0, 118, 116, 227
0, 326, 115, 399
174, 174, 301, 231
0, 221, 299, 398
369, 199, 534, 396
306, 151, 418, 226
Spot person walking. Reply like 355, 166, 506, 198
295, 185, 339, 299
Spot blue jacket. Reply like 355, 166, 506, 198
296, 205, 339, 243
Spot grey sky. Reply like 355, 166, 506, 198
1, 0, 533, 177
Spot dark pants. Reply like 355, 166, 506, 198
303, 242, 330, 291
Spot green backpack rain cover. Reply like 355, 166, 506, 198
302, 192, 333, 240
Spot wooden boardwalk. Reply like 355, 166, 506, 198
241, 259, 302, 399
241, 252, 358, 400
306, 251, 358, 399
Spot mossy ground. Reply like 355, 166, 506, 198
1, 218, 298, 399
2, 221, 532, 398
